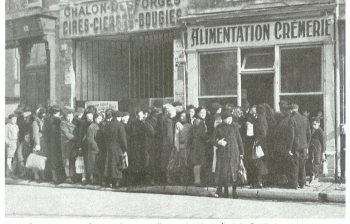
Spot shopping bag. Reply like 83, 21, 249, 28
252, 144, 264, 159
122, 152, 128, 169
25, 153, 47, 171
75, 156, 85, 174
237, 159, 248, 186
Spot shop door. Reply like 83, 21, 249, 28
241, 73, 274, 107
23, 64, 49, 109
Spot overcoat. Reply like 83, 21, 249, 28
188, 118, 208, 166
309, 128, 324, 172
273, 112, 294, 154
86, 122, 100, 174
253, 114, 268, 176
48, 116, 63, 171
5, 123, 19, 158
144, 115, 157, 169
33, 116, 49, 157
103, 120, 127, 179
214, 122, 244, 185
60, 119, 76, 162
156, 114, 175, 170
127, 118, 146, 173
290, 112, 311, 152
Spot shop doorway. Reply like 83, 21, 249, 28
241, 73, 274, 107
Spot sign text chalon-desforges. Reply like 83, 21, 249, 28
189, 17, 334, 48
60, 0, 187, 38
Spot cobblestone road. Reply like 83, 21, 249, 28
5, 185, 345, 219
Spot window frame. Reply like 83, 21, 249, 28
198, 49, 238, 98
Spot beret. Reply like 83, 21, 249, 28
8, 114, 17, 119
221, 110, 232, 120
76, 107, 85, 114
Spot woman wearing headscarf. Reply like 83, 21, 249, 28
188, 106, 208, 186
186, 105, 196, 125
214, 110, 244, 198
32, 108, 49, 182
127, 108, 146, 185
60, 107, 77, 184
251, 104, 269, 188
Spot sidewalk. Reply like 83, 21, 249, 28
5, 176, 345, 203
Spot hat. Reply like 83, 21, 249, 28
112, 111, 122, 118
153, 100, 163, 108
210, 103, 222, 115
172, 101, 183, 107
221, 110, 232, 120
63, 106, 74, 114
23, 106, 32, 112
289, 104, 299, 110
76, 107, 85, 114
257, 105, 266, 114
37, 108, 47, 116
49, 105, 60, 114
8, 114, 17, 119
14, 104, 25, 114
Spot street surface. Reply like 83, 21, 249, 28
5, 185, 345, 219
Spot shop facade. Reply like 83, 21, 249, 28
181, 1, 340, 175
59, 0, 189, 111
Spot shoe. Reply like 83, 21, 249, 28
232, 191, 239, 199
299, 185, 305, 189
257, 184, 263, 189
66, 178, 74, 184
52, 179, 60, 185
82, 179, 87, 186
101, 182, 108, 188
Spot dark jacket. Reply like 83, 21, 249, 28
290, 112, 311, 152
48, 116, 63, 170
87, 122, 100, 155
188, 118, 208, 166
156, 114, 175, 171
127, 118, 146, 173
274, 112, 294, 154
103, 120, 127, 179
60, 119, 76, 160
214, 122, 244, 185
144, 115, 157, 168
72, 117, 87, 157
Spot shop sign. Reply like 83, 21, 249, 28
60, 0, 188, 38
6, 0, 42, 12
85, 101, 119, 113
188, 16, 334, 49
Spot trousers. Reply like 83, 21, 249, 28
288, 148, 307, 188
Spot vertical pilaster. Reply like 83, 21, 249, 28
186, 49, 199, 107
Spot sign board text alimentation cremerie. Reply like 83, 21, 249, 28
60, 0, 187, 38
189, 16, 334, 49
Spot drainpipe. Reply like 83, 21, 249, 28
334, 0, 341, 181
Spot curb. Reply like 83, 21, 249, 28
6, 180, 345, 204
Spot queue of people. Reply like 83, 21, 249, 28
5, 100, 325, 199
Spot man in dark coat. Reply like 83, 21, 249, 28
103, 110, 127, 188
289, 104, 311, 189
214, 110, 244, 198
144, 108, 160, 185
48, 105, 64, 184
273, 101, 293, 186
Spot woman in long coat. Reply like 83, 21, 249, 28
103, 110, 127, 188
156, 104, 176, 184
252, 105, 269, 188
60, 108, 76, 184
214, 110, 244, 198
188, 107, 208, 186
127, 108, 146, 185
144, 108, 160, 185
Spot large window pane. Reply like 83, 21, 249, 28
200, 51, 237, 96
281, 47, 322, 93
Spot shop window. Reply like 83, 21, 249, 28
241, 48, 274, 70
199, 51, 237, 96
281, 47, 322, 93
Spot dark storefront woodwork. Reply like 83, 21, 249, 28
74, 31, 174, 101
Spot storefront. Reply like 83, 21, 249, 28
182, 2, 338, 174
59, 0, 189, 110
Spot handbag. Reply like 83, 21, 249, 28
237, 159, 248, 186
322, 159, 328, 175
75, 156, 85, 174
252, 143, 264, 159
122, 152, 129, 169
25, 153, 47, 171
